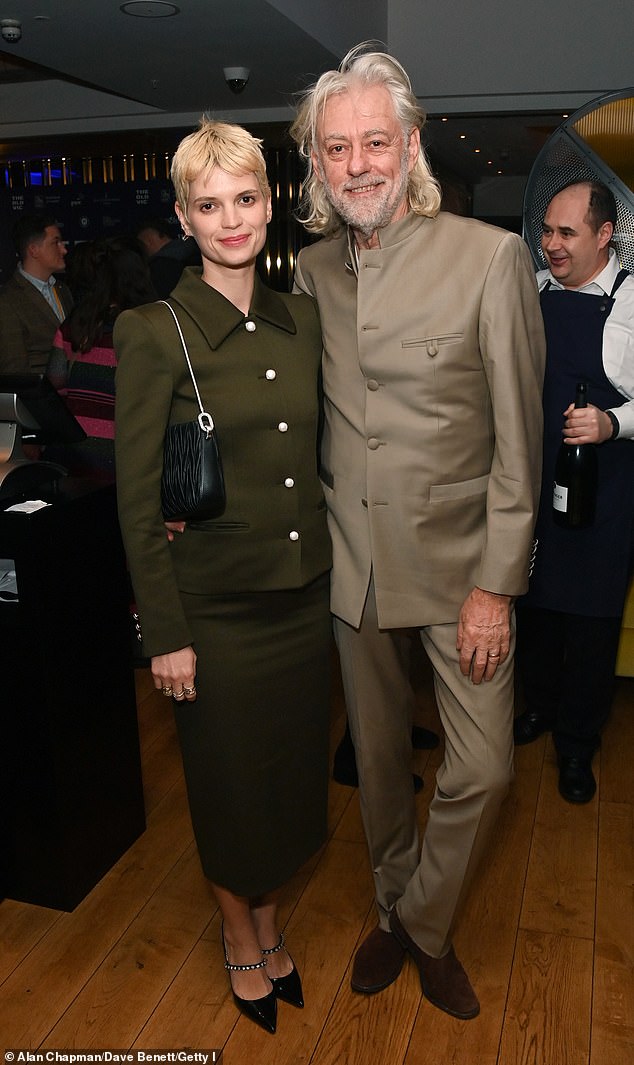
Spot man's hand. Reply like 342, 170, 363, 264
456, 586, 512, 684
562, 401, 612, 444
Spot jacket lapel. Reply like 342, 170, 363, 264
168, 269, 296, 350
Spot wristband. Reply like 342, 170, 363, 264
606, 409, 620, 439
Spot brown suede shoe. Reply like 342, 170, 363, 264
351, 926, 406, 994
389, 910, 480, 1019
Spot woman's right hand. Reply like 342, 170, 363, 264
152, 646, 197, 702
164, 521, 186, 542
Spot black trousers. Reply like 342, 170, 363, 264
516, 604, 623, 758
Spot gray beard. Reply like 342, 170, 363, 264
319, 148, 410, 237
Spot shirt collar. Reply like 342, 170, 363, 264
18, 265, 58, 294
540, 247, 621, 296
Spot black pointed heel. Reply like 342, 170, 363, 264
262, 933, 304, 1009
222, 926, 277, 1034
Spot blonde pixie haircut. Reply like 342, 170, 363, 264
171, 117, 270, 220
290, 42, 441, 238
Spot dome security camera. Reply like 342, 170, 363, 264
223, 66, 249, 94
1, 18, 22, 43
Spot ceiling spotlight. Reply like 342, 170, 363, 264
120, 2, 180, 17
223, 66, 250, 94
1, 18, 22, 43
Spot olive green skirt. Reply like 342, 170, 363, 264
174, 573, 331, 896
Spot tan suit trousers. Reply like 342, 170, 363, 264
334, 577, 515, 958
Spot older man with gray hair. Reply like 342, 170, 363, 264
291, 42, 546, 1018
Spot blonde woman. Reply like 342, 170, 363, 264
114, 119, 331, 1035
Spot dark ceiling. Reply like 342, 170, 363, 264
0, 1, 630, 192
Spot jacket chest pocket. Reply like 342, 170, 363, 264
402, 333, 463, 358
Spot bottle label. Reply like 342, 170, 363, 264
553, 482, 568, 512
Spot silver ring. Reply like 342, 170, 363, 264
183, 685, 197, 697
173, 690, 185, 701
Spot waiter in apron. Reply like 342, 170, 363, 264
514, 180, 634, 803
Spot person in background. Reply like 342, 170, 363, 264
114, 119, 331, 1036
64, 239, 100, 304
47, 238, 156, 482
514, 180, 634, 803
291, 42, 545, 1019
0, 211, 73, 374
136, 216, 201, 298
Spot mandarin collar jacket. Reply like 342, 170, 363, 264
294, 210, 547, 629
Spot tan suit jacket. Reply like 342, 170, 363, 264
294, 211, 546, 629
0, 270, 73, 374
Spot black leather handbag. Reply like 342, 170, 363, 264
159, 300, 226, 522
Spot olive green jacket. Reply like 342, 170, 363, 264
114, 268, 330, 656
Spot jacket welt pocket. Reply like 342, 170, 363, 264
402, 333, 463, 357
188, 521, 250, 532
429, 473, 489, 502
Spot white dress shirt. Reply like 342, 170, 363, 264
537, 248, 634, 439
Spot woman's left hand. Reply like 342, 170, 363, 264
152, 645, 198, 702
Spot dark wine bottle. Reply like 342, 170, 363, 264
552, 381, 597, 528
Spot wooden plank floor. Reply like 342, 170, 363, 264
1, 645, 632, 1065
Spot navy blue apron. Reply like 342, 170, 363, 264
525, 270, 634, 617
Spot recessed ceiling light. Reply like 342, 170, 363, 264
120, 2, 180, 17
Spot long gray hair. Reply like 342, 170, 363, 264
290, 42, 441, 237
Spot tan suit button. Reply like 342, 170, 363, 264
367, 437, 380, 450
367, 379, 379, 391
